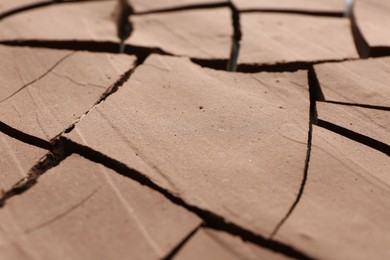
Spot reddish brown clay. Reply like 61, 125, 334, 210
0, 154, 201, 260
0, 46, 136, 141
0, 1, 118, 42
238, 13, 359, 66
353, 0, 390, 54
128, 0, 227, 13
275, 126, 390, 260
175, 228, 293, 260
0, 132, 46, 192
66, 54, 310, 238
127, 8, 232, 60
314, 57, 390, 107
317, 102, 390, 146
231, 0, 345, 13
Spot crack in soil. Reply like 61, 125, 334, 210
59, 66, 136, 138
226, 2, 241, 72
236, 57, 359, 73
269, 69, 317, 238
162, 224, 202, 260
319, 100, 390, 112
0, 138, 69, 207
317, 119, 390, 156
0, 51, 75, 103
24, 186, 101, 234
62, 137, 314, 260
0, 121, 51, 150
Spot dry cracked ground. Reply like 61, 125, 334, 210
0, 0, 389, 259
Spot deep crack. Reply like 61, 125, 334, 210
269, 69, 316, 238
226, 2, 241, 72
162, 225, 202, 260
317, 120, 390, 156
62, 137, 313, 260
0, 138, 69, 207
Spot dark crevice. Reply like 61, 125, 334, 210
350, 9, 369, 58
317, 120, 390, 156
115, 0, 134, 53
0, 0, 112, 21
320, 100, 390, 112
308, 67, 325, 102
60, 65, 137, 138
62, 138, 313, 260
0, 138, 69, 207
270, 69, 316, 238
191, 58, 229, 71
162, 225, 202, 260
226, 2, 241, 72
368, 47, 390, 58
240, 9, 343, 18
0, 40, 169, 66
132, 2, 228, 15
0, 121, 51, 150
236, 58, 358, 73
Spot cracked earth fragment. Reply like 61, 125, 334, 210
127, 8, 232, 60
127, 0, 228, 13
65, 54, 310, 239
0, 0, 51, 18
174, 228, 293, 260
238, 13, 358, 66
274, 125, 390, 260
314, 57, 390, 108
353, 0, 390, 57
0, 154, 201, 260
231, 0, 345, 14
0, 132, 46, 192
317, 102, 390, 148
0, 1, 118, 43
0, 46, 136, 141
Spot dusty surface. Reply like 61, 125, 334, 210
353, 0, 390, 54
128, 0, 227, 13
0, 1, 389, 259
238, 13, 358, 66
0, 154, 201, 259
0, 131, 46, 191
231, 0, 345, 13
66, 54, 310, 238
314, 57, 390, 107
0, 0, 50, 17
175, 228, 292, 260
0, 46, 136, 141
127, 8, 232, 60
317, 102, 390, 146
275, 126, 390, 260
0, 1, 118, 43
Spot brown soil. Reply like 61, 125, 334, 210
0, 0, 389, 259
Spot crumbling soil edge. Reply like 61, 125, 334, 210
0, 138, 68, 207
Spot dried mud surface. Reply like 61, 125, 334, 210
0, 0, 389, 259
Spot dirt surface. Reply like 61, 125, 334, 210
0, 0, 389, 259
